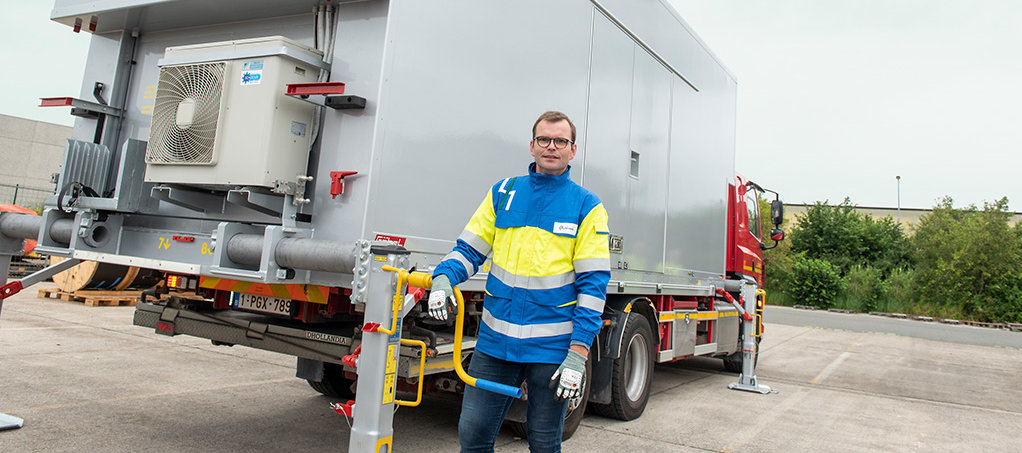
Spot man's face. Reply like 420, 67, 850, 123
530, 119, 577, 176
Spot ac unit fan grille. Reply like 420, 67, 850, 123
146, 62, 227, 165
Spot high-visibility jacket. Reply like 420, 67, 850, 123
433, 164, 611, 364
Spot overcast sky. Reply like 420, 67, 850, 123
2, 1, 1019, 211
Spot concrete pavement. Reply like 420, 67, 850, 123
1, 291, 1020, 452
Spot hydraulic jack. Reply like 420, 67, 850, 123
342, 243, 520, 453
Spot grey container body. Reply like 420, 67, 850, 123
49, 0, 737, 292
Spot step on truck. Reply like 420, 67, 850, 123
0, 1, 785, 451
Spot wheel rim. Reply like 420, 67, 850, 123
624, 332, 649, 402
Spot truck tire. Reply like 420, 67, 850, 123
307, 362, 355, 398
589, 312, 654, 421
507, 357, 591, 441
722, 335, 760, 373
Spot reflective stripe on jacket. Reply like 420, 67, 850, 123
433, 164, 611, 364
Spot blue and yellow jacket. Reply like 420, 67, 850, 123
433, 164, 611, 364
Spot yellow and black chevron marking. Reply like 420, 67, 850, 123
199, 276, 329, 304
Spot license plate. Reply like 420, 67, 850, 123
232, 292, 292, 316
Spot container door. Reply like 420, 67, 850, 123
583, 13, 669, 274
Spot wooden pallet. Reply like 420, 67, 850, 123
37, 288, 142, 307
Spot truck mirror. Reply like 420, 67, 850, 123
760, 228, 785, 250
770, 200, 784, 226
770, 228, 785, 242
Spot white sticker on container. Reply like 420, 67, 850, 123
290, 121, 307, 137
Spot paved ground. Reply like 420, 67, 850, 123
1, 292, 1020, 452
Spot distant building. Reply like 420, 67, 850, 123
0, 114, 70, 210
784, 203, 1022, 230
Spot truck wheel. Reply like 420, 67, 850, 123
307, 362, 356, 398
589, 312, 654, 421
722, 336, 760, 373
507, 357, 591, 441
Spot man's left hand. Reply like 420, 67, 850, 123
550, 349, 587, 400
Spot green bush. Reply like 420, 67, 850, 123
789, 257, 842, 309
839, 265, 886, 312
876, 267, 916, 314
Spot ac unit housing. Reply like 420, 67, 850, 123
145, 36, 323, 188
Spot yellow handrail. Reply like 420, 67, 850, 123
397, 269, 522, 398
395, 338, 426, 407
375, 265, 406, 335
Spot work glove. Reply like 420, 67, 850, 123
549, 350, 586, 400
427, 274, 454, 321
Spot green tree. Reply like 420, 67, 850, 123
789, 198, 909, 275
911, 197, 1022, 322
759, 197, 795, 305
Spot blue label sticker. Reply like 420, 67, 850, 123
242, 60, 264, 70
241, 71, 262, 85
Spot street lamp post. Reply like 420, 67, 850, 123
896, 175, 901, 225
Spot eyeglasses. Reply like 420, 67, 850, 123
534, 136, 574, 149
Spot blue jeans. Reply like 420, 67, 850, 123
459, 351, 569, 453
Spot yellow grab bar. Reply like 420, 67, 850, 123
399, 270, 522, 399
395, 338, 426, 407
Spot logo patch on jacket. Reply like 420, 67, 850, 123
553, 222, 578, 235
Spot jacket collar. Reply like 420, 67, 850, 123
528, 163, 571, 187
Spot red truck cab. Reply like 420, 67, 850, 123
726, 174, 785, 287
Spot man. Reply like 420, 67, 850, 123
429, 111, 611, 452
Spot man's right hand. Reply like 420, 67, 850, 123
428, 274, 454, 321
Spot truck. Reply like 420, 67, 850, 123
0, 1, 785, 451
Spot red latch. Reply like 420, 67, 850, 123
89, 16, 98, 32
406, 286, 426, 302
73, 18, 82, 33
330, 400, 356, 417
39, 97, 75, 107
342, 344, 362, 369
329, 171, 358, 198
361, 322, 381, 333
286, 82, 346, 96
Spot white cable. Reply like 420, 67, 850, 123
316, 5, 325, 51
326, 4, 340, 65
308, 3, 341, 152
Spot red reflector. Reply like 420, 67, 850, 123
156, 321, 175, 335
89, 16, 97, 32
73, 18, 82, 33
39, 97, 74, 107
172, 235, 195, 242
286, 82, 346, 96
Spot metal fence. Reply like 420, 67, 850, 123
0, 183, 55, 212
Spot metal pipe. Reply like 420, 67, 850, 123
49, 219, 74, 245
275, 238, 357, 273
0, 214, 42, 241
225, 234, 357, 273
225, 234, 263, 266
0, 214, 74, 246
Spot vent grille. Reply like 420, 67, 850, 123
145, 62, 226, 165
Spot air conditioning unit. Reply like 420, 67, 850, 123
145, 36, 323, 188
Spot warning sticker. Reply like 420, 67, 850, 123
382, 374, 395, 404
386, 345, 397, 374
241, 60, 264, 85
